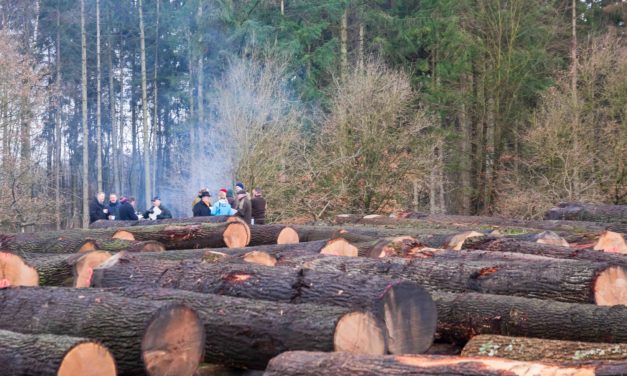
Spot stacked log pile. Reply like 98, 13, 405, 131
0, 208, 626, 375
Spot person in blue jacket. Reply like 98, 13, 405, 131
212, 189, 238, 216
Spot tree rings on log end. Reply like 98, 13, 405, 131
223, 222, 249, 248
73, 251, 113, 288
321, 238, 359, 257
277, 227, 300, 245
112, 230, 135, 241
382, 282, 437, 354
242, 251, 277, 267
0, 252, 39, 287
333, 311, 386, 355
227, 217, 251, 245
595, 266, 627, 306
78, 240, 98, 253
142, 304, 205, 376
137, 241, 166, 253
594, 231, 627, 254
57, 342, 116, 376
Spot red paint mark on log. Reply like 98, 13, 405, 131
224, 272, 252, 283
477, 266, 498, 277
0, 279, 11, 288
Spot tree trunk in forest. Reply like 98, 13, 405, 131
0, 329, 116, 376
108, 7, 120, 195
0, 287, 205, 376
138, 0, 152, 208
55, 7, 62, 230
463, 237, 627, 265
152, 0, 160, 196
460, 75, 472, 215
294, 255, 627, 305
434, 291, 627, 344
92, 255, 438, 354
462, 334, 627, 362
340, 7, 348, 79
117, 287, 387, 369
81, 0, 89, 229
248, 225, 299, 246
264, 351, 595, 376
197, 2, 204, 133
96, 0, 103, 193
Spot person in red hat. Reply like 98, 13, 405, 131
211, 188, 237, 216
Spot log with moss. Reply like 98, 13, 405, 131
289, 254, 627, 305
89, 216, 232, 229
264, 351, 598, 376
462, 335, 627, 363
0, 329, 116, 376
544, 202, 627, 223
117, 287, 388, 369
0, 287, 205, 376
433, 291, 627, 344
92, 254, 438, 354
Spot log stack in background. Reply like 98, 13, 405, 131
0, 208, 626, 375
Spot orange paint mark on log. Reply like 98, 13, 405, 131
0, 278, 10, 288
478, 266, 498, 277
224, 272, 251, 283
84, 267, 94, 286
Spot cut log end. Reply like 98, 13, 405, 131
321, 238, 359, 257
112, 230, 135, 241
382, 282, 437, 354
137, 241, 166, 253
223, 222, 249, 248
73, 251, 113, 288
78, 241, 98, 253
276, 227, 300, 245
242, 251, 277, 267
333, 311, 386, 355
142, 304, 205, 376
0, 252, 39, 287
448, 231, 484, 250
227, 217, 251, 245
595, 266, 627, 306
594, 231, 627, 254
535, 231, 569, 247
57, 342, 117, 376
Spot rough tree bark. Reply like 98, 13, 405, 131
0, 287, 205, 376
96, 0, 103, 192
80, 0, 89, 229
544, 203, 627, 223
91, 255, 438, 354
0, 329, 116, 376
138, 0, 151, 208
248, 225, 299, 246
264, 351, 596, 376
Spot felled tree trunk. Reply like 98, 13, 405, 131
0, 287, 205, 376
544, 202, 627, 223
116, 287, 386, 369
433, 291, 627, 344
89, 216, 231, 229
91, 255, 437, 354
294, 254, 627, 305
248, 225, 299, 246
264, 351, 596, 376
462, 335, 627, 362
110, 222, 249, 249
0, 329, 116, 376
463, 237, 627, 265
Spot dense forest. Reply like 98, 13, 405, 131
0, 0, 624, 230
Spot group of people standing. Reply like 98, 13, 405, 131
89, 193, 172, 223
192, 182, 266, 225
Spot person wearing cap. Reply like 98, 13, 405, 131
192, 188, 209, 209
235, 189, 252, 224
251, 188, 267, 225
193, 191, 213, 217
118, 196, 139, 221
143, 196, 173, 220
211, 189, 238, 216
235, 182, 245, 193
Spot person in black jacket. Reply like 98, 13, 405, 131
236, 190, 252, 224
89, 192, 108, 223
143, 196, 173, 220
192, 191, 212, 217
251, 188, 267, 225
118, 197, 139, 221
106, 193, 121, 220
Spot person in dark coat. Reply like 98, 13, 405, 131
193, 191, 212, 217
227, 189, 237, 209
89, 192, 108, 223
106, 193, 121, 220
236, 190, 252, 224
118, 197, 139, 221
143, 196, 173, 220
251, 187, 267, 225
